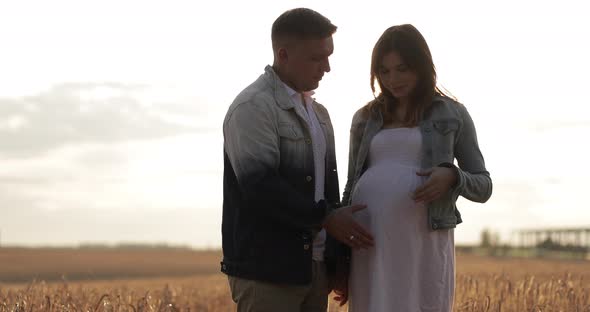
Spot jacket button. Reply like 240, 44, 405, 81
305, 176, 313, 182
303, 244, 310, 250
432, 224, 438, 230
425, 127, 432, 133
305, 138, 312, 145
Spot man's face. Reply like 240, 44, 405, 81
280, 36, 334, 92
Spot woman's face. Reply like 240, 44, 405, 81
378, 51, 418, 101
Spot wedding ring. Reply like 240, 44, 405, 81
349, 235, 355, 241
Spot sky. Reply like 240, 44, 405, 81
1, 0, 589, 248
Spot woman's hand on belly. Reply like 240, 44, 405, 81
412, 167, 458, 204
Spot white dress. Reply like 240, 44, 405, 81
348, 127, 455, 312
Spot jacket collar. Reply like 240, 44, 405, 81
264, 65, 317, 111
263, 65, 297, 110
263, 66, 332, 138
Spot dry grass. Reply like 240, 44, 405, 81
1, 250, 589, 311
0, 248, 221, 283
0, 275, 232, 312
453, 254, 590, 312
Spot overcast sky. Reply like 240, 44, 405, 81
1, 0, 589, 248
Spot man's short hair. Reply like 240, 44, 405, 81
271, 8, 337, 49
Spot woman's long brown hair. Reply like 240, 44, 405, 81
370, 24, 452, 126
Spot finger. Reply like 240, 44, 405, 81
416, 188, 441, 204
414, 178, 436, 196
343, 239, 360, 249
412, 185, 426, 197
349, 232, 374, 249
344, 232, 367, 250
350, 241, 362, 250
343, 231, 369, 249
350, 223, 374, 243
348, 233, 365, 249
416, 168, 433, 176
413, 185, 435, 202
340, 295, 349, 306
421, 190, 442, 204
350, 204, 367, 213
337, 233, 351, 246
340, 233, 360, 249
355, 236, 374, 249
354, 235, 370, 249
334, 294, 348, 306
349, 227, 375, 248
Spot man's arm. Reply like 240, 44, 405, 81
224, 100, 326, 229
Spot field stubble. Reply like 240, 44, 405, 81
1, 251, 589, 311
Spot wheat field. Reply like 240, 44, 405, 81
1, 249, 589, 311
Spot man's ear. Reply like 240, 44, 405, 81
277, 47, 288, 64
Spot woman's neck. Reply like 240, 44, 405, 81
395, 98, 410, 120
382, 97, 412, 129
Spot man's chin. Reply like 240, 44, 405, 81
306, 82, 319, 91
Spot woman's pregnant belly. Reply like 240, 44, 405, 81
351, 163, 427, 229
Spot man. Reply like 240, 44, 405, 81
222, 8, 373, 311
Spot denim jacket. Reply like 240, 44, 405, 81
221, 65, 341, 285
342, 95, 492, 230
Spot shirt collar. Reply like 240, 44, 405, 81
280, 81, 315, 100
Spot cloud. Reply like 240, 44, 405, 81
0, 83, 213, 158
0, 202, 222, 248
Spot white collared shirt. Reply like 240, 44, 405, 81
281, 82, 327, 261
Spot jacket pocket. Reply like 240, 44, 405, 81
279, 122, 303, 139
278, 122, 305, 169
432, 119, 459, 135
431, 119, 460, 163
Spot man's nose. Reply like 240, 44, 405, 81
323, 59, 331, 73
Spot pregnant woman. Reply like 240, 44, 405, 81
337, 24, 493, 311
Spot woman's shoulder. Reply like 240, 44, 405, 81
430, 95, 468, 118
432, 94, 463, 108
352, 98, 380, 121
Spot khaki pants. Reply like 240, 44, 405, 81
228, 261, 330, 312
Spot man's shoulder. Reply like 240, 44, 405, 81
312, 100, 329, 115
225, 75, 275, 121
233, 73, 275, 105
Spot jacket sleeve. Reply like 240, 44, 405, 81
450, 104, 493, 203
224, 100, 327, 230
341, 110, 364, 206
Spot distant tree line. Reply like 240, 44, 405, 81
78, 242, 192, 250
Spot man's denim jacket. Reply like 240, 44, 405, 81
221, 66, 341, 285
342, 95, 492, 230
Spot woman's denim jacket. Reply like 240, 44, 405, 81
342, 95, 492, 230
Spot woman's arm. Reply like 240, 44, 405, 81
451, 104, 493, 203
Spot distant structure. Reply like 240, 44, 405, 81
515, 227, 590, 251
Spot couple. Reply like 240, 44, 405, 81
221, 8, 492, 312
